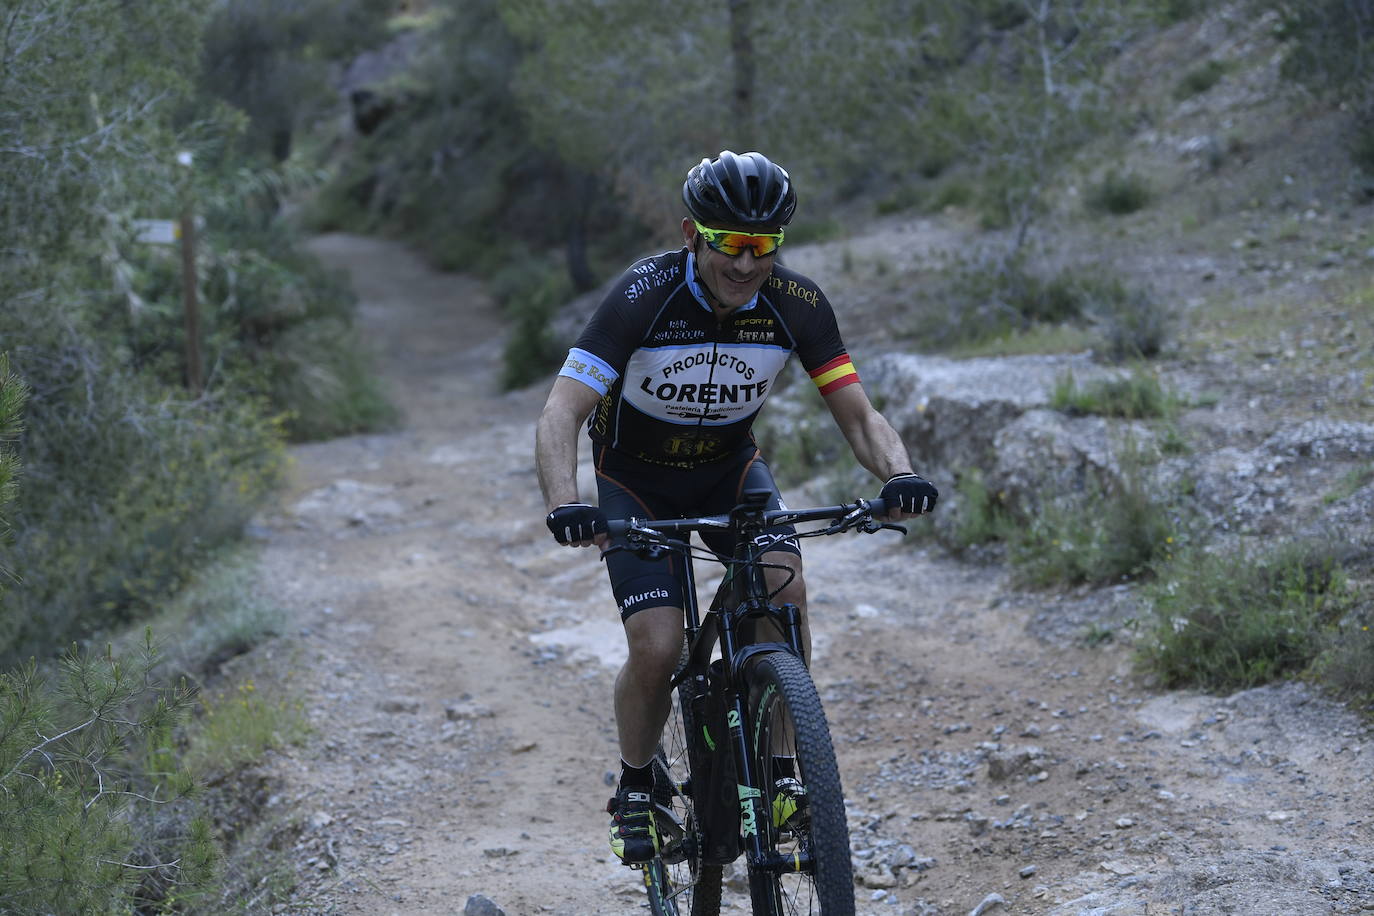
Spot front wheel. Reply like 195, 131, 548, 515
747, 652, 855, 915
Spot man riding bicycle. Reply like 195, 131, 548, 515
534, 150, 938, 865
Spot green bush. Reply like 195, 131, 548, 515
947, 467, 1015, 551
0, 358, 26, 591
910, 253, 1130, 351
1313, 607, 1374, 706
1050, 368, 1180, 419
0, 311, 287, 664
490, 251, 576, 390
0, 637, 215, 915
1086, 280, 1172, 361
1009, 449, 1181, 587
1174, 59, 1230, 99
1139, 539, 1356, 690
1324, 463, 1374, 504
1085, 170, 1153, 215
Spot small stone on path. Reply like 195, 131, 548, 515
464, 895, 506, 916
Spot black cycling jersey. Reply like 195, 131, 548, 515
559, 247, 861, 469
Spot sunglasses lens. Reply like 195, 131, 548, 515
703, 229, 781, 258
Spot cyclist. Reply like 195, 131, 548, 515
535, 150, 937, 865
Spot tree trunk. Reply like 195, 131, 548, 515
565, 173, 599, 293
728, 0, 755, 146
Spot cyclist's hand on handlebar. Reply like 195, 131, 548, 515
879, 473, 939, 519
546, 502, 608, 547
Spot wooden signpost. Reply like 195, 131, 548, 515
134, 151, 201, 395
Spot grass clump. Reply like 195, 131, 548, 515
184, 679, 308, 778
1085, 170, 1153, 216
1009, 448, 1182, 587
947, 467, 1015, 551
491, 250, 576, 390
1050, 368, 1181, 419
1323, 462, 1374, 504
1174, 59, 1230, 99
1312, 606, 1374, 707
909, 249, 1169, 359
1139, 539, 1358, 690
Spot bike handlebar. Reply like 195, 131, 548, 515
605, 496, 896, 539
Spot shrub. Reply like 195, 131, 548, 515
783, 218, 846, 246
1174, 59, 1230, 99
0, 312, 287, 663
1050, 368, 1180, 419
947, 467, 1015, 551
1085, 170, 1153, 215
183, 679, 308, 778
1324, 463, 1374, 504
910, 253, 1145, 352
1313, 607, 1374, 706
0, 636, 214, 915
1086, 281, 1172, 361
490, 251, 575, 390
1139, 538, 1356, 690
1009, 447, 1182, 587
0, 357, 26, 591
109, 209, 396, 442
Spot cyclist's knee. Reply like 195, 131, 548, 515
765, 554, 806, 608
623, 605, 683, 676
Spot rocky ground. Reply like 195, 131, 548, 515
227, 231, 1374, 916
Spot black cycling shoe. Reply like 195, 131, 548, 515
607, 785, 660, 864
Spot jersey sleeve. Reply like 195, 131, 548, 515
788, 281, 861, 396
557, 257, 667, 396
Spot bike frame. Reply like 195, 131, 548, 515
611, 492, 899, 910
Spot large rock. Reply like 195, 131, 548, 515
863, 352, 1116, 475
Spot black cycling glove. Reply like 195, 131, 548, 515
879, 474, 939, 515
546, 503, 608, 544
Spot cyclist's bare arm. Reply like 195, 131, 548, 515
536, 376, 606, 547
821, 383, 919, 516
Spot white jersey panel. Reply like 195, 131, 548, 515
622, 343, 791, 426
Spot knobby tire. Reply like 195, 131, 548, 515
748, 653, 855, 915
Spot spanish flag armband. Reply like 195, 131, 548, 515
809, 353, 860, 396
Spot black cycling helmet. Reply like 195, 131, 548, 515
682, 150, 797, 229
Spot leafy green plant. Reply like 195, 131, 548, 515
1323, 462, 1374, 504
1050, 368, 1180, 419
947, 467, 1015, 551
1312, 607, 1374, 706
0, 357, 27, 592
491, 251, 576, 390
1010, 445, 1182, 587
1087, 281, 1172, 361
0, 636, 215, 915
183, 679, 308, 778
1174, 59, 1230, 98
909, 253, 1151, 352
1085, 170, 1153, 215
1139, 539, 1356, 690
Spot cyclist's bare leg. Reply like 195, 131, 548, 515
760, 550, 809, 661
762, 551, 807, 760
615, 603, 684, 767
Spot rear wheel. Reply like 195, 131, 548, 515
645, 659, 722, 916
747, 652, 855, 915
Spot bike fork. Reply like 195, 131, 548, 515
724, 689, 793, 910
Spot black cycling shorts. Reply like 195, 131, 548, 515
595, 444, 801, 620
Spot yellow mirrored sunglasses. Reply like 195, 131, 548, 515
692, 220, 785, 258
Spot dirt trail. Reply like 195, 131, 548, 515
253, 234, 1373, 916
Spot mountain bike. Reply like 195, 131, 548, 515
605, 490, 907, 916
